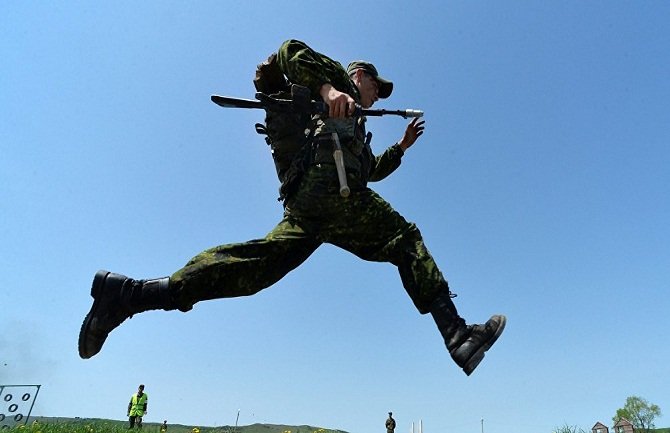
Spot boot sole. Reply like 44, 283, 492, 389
462, 315, 506, 376
78, 270, 111, 359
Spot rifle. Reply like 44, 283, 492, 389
210, 87, 424, 119
210, 85, 424, 197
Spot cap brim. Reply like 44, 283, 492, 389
377, 77, 393, 99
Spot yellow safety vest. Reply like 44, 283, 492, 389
129, 392, 148, 416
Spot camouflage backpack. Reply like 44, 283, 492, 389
253, 53, 318, 200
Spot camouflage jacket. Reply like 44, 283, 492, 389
276, 39, 403, 187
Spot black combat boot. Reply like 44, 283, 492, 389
78, 270, 175, 359
430, 293, 506, 376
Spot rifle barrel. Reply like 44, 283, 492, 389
361, 108, 424, 118
211, 94, 423, 118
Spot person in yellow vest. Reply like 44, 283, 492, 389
127, 384, 148, 429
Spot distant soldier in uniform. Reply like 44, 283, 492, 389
161, 420, 168, 433
127, 384, 148, 429
386, 412, 396, 433
78, 39, 506, 376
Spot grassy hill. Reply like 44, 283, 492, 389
30, 418, 348, 433
23, 418, 669, 433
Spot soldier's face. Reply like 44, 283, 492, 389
355, 71, 380, 108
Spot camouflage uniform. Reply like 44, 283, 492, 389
79, 40, 504, 374
386, 413, 396, 433
169, 39, 450, 315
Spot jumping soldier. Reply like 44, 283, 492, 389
78, 39, 506, 376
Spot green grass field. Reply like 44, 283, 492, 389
6, 420, 669, 433
7, 420, 130, 433
6, 419, 344, 433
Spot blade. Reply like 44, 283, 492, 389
211, 95, 264, 109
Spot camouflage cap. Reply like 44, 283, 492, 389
347, 60, 393, 99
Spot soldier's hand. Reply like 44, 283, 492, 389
398, 117, 425, 152
319, 83, 356, 119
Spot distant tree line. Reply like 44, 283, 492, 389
553, 396, 662, 433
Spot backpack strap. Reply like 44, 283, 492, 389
277, 115, 319, 203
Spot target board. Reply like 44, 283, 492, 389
0, 385, 41, 429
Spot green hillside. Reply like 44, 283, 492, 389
16, 418, 669, 433
27, 418, 348, 433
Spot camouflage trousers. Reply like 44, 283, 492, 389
170, 165, 452, 314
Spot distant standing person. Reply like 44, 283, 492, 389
386, 412, 396, 433
127, 384, 148, 429
161, 420, 168, 432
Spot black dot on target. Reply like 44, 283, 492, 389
13, 414, 23, 422
2, 395, 10, 402
7, 405, 17, 413
21, 394, 31, 402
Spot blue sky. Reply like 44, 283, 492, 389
2, 1, 669, 433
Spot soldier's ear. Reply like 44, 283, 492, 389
351, 68, 364, 85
